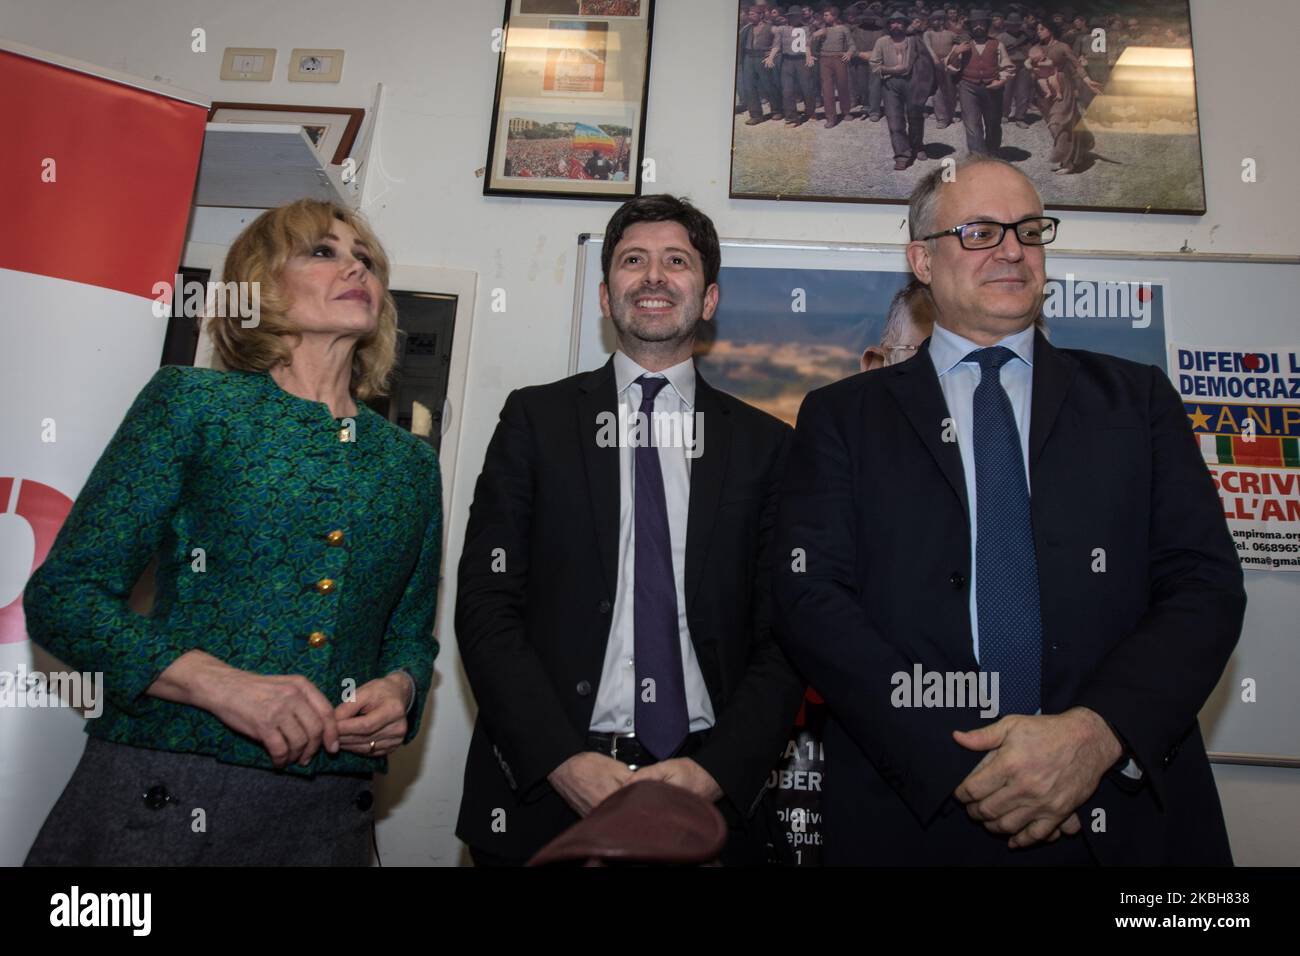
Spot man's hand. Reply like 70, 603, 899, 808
952, 707, 1123, 849
988, 78, 1007, 90
333, 672, 411, 758
548, 752, 633, 817
633, 757, 723, 803
1050, 813, 1084, 842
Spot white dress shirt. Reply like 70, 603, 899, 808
589, 351, 716, 735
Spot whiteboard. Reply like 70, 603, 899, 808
571, 234, 1300, 765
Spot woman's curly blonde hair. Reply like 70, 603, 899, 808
207, 199, 399, 400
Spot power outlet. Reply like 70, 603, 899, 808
289, 48, 345, 83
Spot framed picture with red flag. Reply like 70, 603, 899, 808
484, 0, 656, 200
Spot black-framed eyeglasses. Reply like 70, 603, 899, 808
922, 216, 1060, 250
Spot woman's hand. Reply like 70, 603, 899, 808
333, 672, 412, 758
152, 651, 340, 769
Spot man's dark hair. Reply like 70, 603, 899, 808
601, 194, 721, 288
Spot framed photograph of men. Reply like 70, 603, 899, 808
729, 1, 1205, 214
484, 0, 655, 199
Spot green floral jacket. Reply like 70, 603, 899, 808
23, 366, 442, 776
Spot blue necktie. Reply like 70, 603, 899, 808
632, 375, 689, 758
967, 347, 1043, 716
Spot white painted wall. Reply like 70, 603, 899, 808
3, 0, 1297, 865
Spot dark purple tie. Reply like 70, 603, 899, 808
633, 375, 690, 759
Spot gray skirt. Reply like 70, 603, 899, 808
24, 737, 375, 866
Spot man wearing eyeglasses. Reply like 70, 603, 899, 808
774, 156, 1244, 865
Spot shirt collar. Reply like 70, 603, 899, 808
929, 321, 1037, 377
613, 350, 696, 409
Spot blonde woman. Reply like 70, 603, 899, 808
23, 200, 442, 866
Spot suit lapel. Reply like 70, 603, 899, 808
886, 340, 970, 518
576, 358, 620, 598
685, 374, 731, 615
1028, 329, 1079, 470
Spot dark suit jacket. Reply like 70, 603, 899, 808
773, 331, 1246, 865
455, 358, 804, 860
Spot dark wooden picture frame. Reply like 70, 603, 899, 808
483, 0, 657, 201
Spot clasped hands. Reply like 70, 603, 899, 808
547, 752, 723, 818
952, 706, 1123, 849
168, 652, 415, 769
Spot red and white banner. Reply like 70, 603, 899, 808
1170, 343, 1300, 572
0, 42, 207, 864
